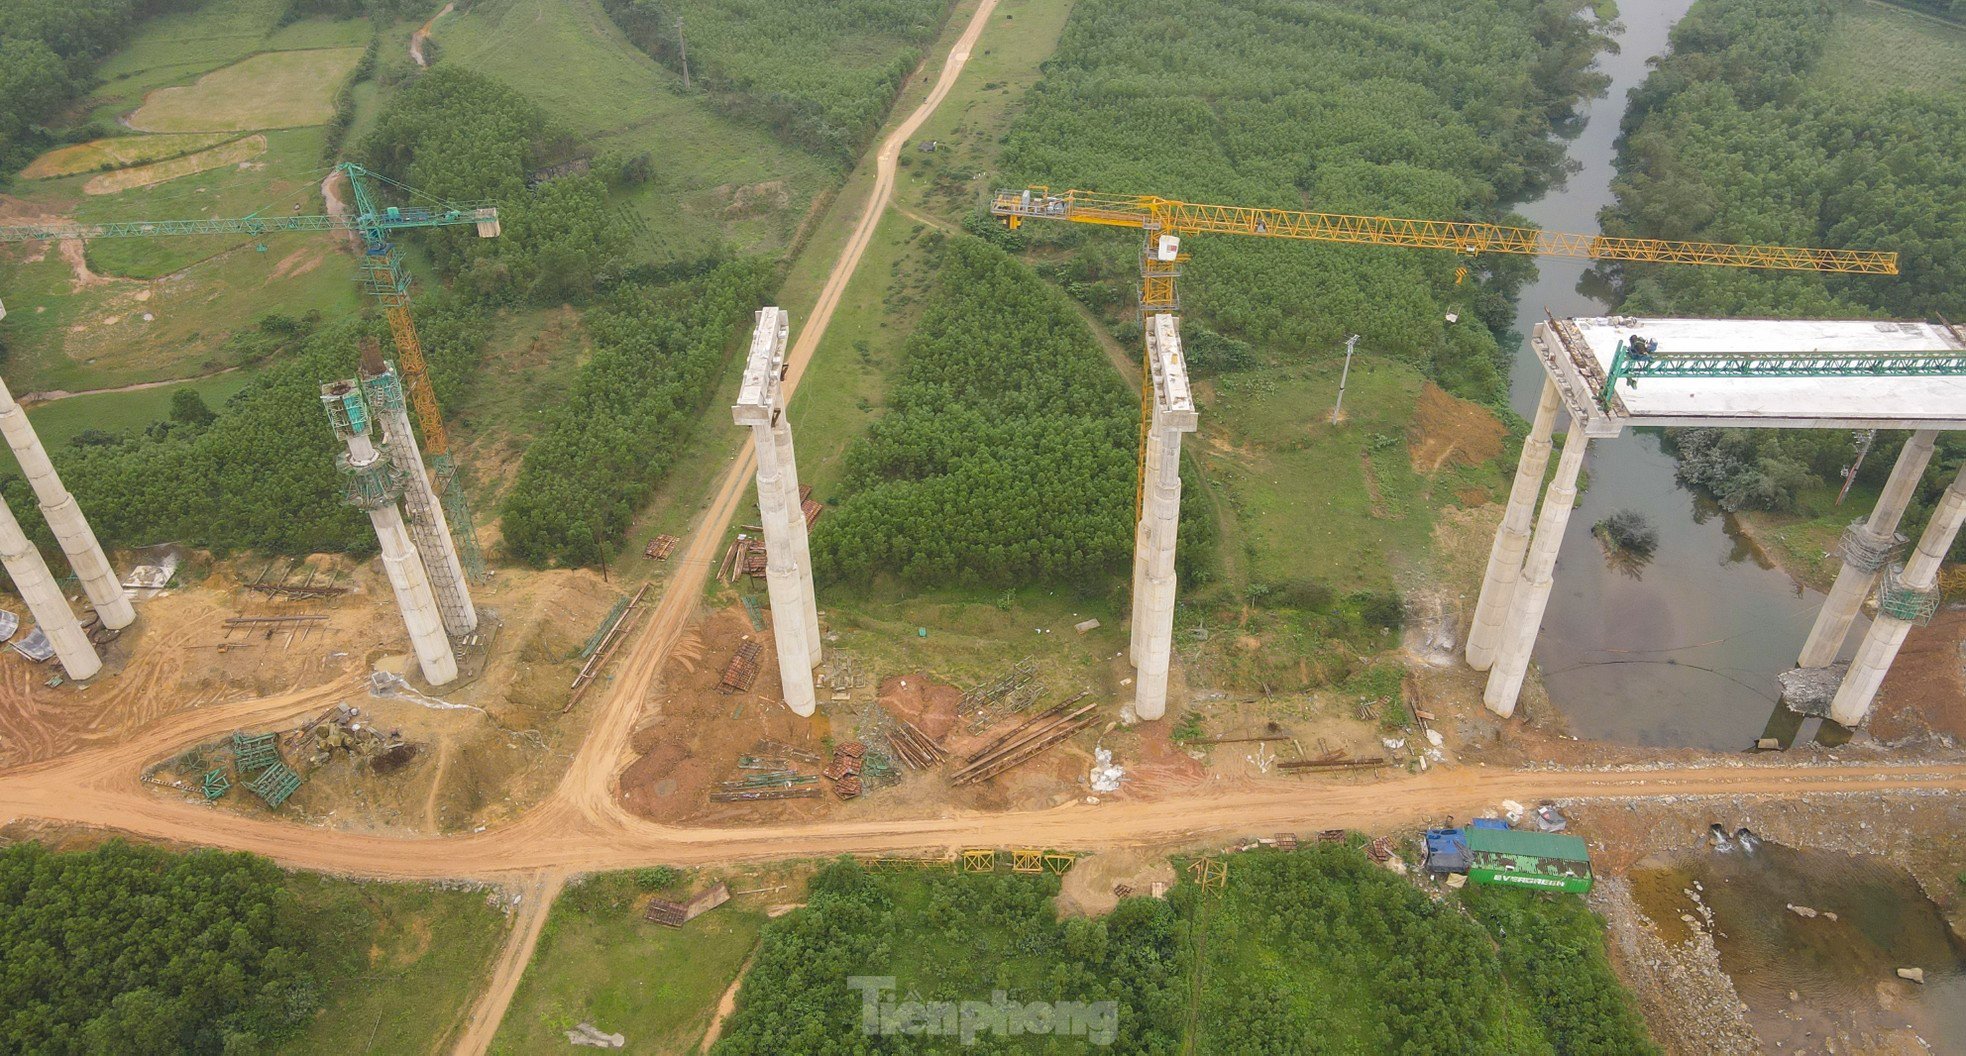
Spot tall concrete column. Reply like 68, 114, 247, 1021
367, 491, 458, 686
1484, 421, 1589, 717
0, 498, 99, 679
1829, 461, 1966, 727
1130, 314, 1197, 721
734, 307, 816, 716
0, 377, 133, 630
771, 411, 821, 662
1798, 430, 1936, 668
358, 351, 476, 638
1465, 378, 1561, 670
1128, 420, 1165, 665
747, 419, 815, 715
322, 380, 456, 686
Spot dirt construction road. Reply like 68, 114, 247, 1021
4, 2, 1964, 1051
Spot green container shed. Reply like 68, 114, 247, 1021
1464, 827, 1592, 893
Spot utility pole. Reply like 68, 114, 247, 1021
1330, 334, 1359, 425
676, 16, 690, 89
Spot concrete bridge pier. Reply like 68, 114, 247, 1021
1484, 421, 1590, 717
1829, 460, 1966, 727
734, 308, 817, 716
1130, 315, 1197, 721
1466, 378, 1562, 670
1798, 430, 1937, 668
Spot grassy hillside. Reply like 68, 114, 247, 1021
430, 0, 834, 261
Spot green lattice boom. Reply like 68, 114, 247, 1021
1601, 342, 1966, 405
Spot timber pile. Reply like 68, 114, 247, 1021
716, 536, 769, 583
1277, 757, 1387, 773
644, 534, 679, 560
950, 699, 1100, 786
644, 881, 731, 927
884, 719, 946, 770
718, 640, 763, 693
821, 741, 865, 782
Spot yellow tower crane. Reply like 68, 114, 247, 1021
990, 188, 1901, 512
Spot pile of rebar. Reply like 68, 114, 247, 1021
950, 697, 1099, 786
884, 719, 946, 770
752, 739, 820, 764
956, 658, 1047, 732
1276, 757, 1386, 773
715, 772, 815, 791
709, 786, 821, 802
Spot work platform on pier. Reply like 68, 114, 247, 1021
1533, 316, 1966, 436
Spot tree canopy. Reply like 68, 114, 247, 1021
811, 239, 1169, 591
0, 840, 317, 1055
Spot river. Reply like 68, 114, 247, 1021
1502, 0, 1856, 750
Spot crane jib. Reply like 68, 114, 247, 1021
988, 188, 1898, 275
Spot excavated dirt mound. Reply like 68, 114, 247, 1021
1407, 382, 1506, 473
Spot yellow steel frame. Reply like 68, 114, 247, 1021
1011, 849, 1045, 873
998, 189, 1900, 274
961, 849, 998, 873
1188, 856, 1228, 891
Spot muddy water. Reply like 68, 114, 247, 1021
1503, 0, 1857, 748
1632, 838, 1966, 1053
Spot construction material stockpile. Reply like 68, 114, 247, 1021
951, 694, 1098, 785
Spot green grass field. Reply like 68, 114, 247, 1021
1817, 0, 1966, 97
129, 48, 366, 132
86, 0, 371, 125
489, 871, 767, 1055
21, 133, 238, 180
274, 874, 509, 1056
24, 373, 254, 449
433, 0, 834, 262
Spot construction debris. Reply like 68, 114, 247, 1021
644, 882, 731, 927
956, 657, 1046, 732
718, 638, 764, 693
201, 768, 232, 800
752, 739, 820, 763
11, 627, 53, 662
644, 534, 679, 560
883, 718, 946, 770
1277, 757, 1388, 773
245, 559, 347, 599
717, 535, 769, 583
1089, 747, 1124, 792
566, 1023, 625, 1049
708, 786, 820, 802
247, 761, 303, 808
951, 697, 1099, 785
568, 583, 649, 708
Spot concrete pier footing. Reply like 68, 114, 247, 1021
1484, 421, 1590, 717
1828, 461, 1966, 726
1466, 378, 1562, 670
1798, 430, 1936, 668
0, 376, 133, 630
0, 498, 100, 679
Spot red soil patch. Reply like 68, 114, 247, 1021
1408, 382, 1506, 473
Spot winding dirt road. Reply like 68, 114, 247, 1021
4, 2, 1963, 1051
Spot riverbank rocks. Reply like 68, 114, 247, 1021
1897, 967, 1925, 984
1788, 903, 1819, 918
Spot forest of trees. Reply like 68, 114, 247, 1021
501, 260, 772, 565
0, 841, 317, 1054
811, 239, 1188, 591
0, 0, 204, 175
1604, 0, 1966, 518
712, 849, 1656, 1055
360, 67, 630, 307
601, 0, 949, 161
12, 303, 488, 557
999, 0, 1617, 410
